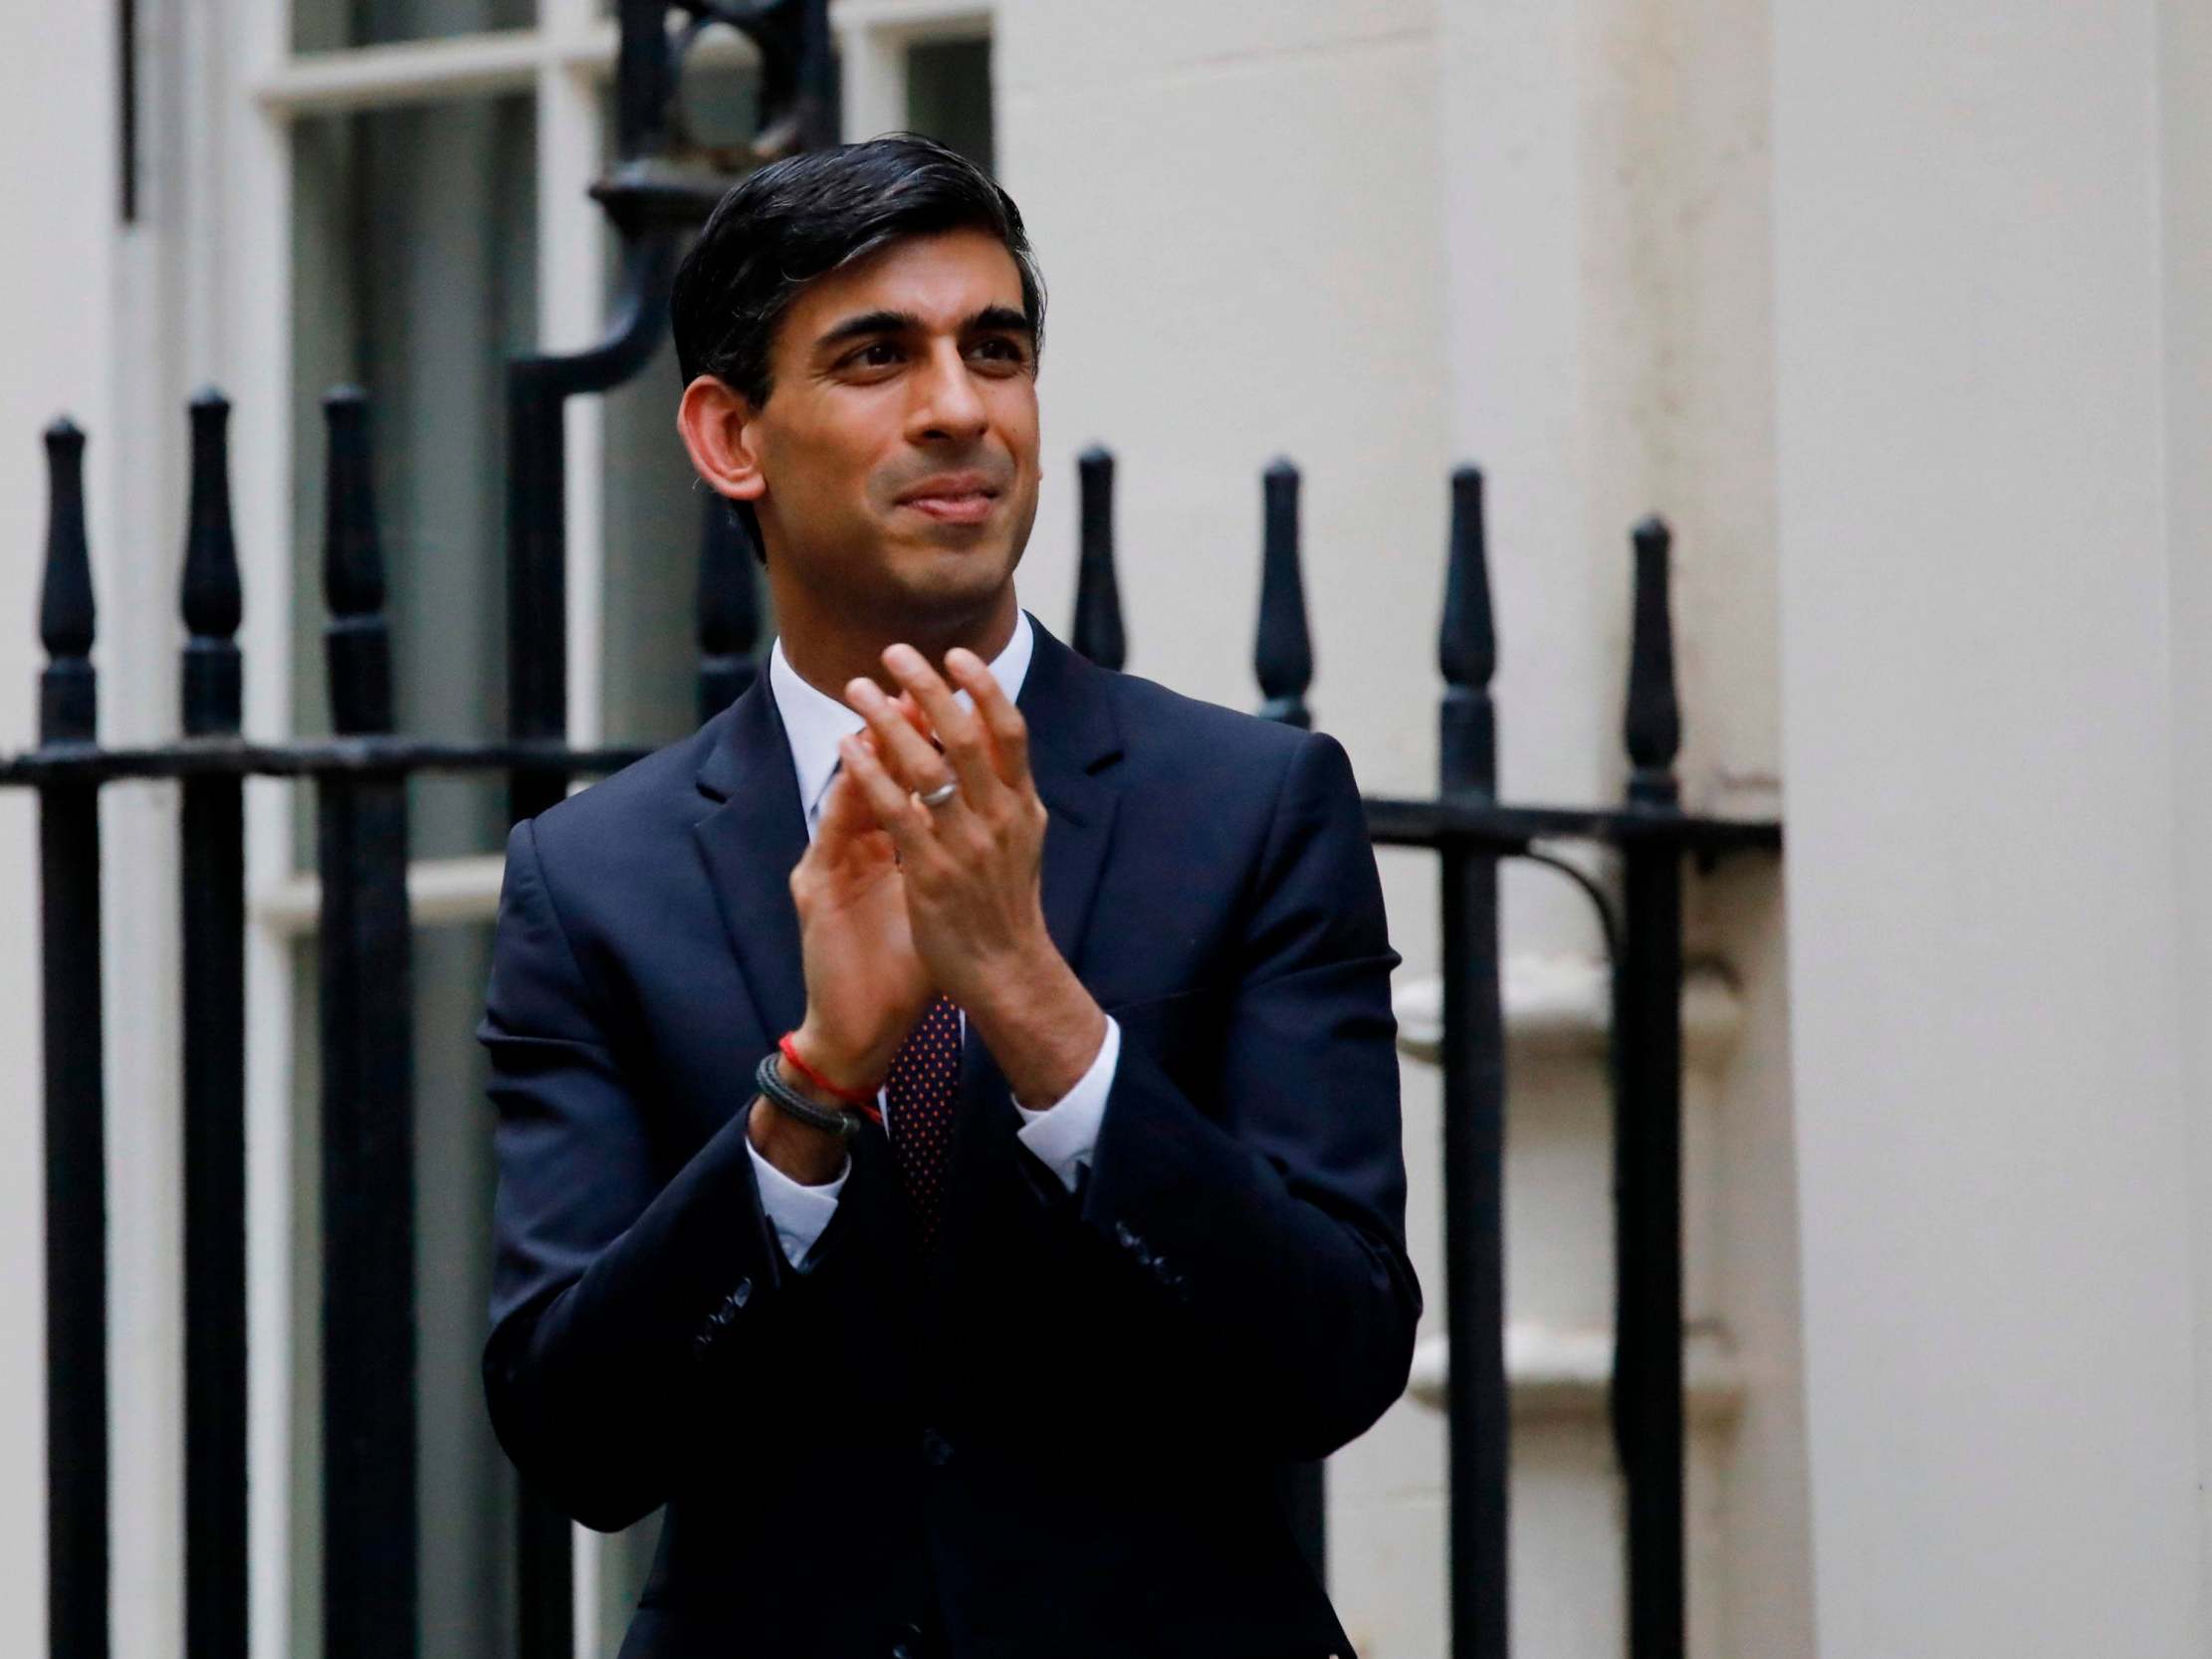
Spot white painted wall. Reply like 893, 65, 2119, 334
2160, 0, 2212, 1621
995, 0, 1450, 795
0, 7, 121, 1654
1774, 0, 2207, 1651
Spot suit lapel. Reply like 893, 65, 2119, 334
1016, 611, 1126, 978
691, 675, 810, 1048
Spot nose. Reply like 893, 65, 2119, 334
906, 338, 989, 445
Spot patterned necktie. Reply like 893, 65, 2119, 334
883, 994, 963, 1246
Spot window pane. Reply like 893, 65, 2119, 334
294, 0, 534, 53
601, 67, 768, 750
291, 94, 538, 865
907, 36, 994, 173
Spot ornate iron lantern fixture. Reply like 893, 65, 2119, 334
594, 0, 837, 235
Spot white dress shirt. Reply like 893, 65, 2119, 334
745, 609, 1120, 1271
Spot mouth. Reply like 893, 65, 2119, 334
896, 475, 1001, 526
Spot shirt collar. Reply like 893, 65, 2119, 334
769, 608, 1036, 834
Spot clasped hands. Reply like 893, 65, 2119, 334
780, 643, 1106, 1137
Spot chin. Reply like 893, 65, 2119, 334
890, 541, 1018, 610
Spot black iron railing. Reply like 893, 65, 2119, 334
15, 396, 1778, 1659
12, 5, 1780, 1659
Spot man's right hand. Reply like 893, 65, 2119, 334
750, 738, 936, 1182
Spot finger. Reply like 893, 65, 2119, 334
843, 675, 957, 802
812, 755, 881, 849
803, 766, 900, 890
944, 647, 1032, 792
835, 730, 933, 863
890, 690, 934, 743
881, 643, 999, 804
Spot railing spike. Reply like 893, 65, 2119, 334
1254, 457, 1313, 728
322, 388, 393, 737
1438, 464, 1495, 794
182, 389, 243, 737
37, 411, 110, 1659
39, 417, 96, 744
696, 499, 762, 724
1071, 445, 1125, 670
1624, 514, 1680, 805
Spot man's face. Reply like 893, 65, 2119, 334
742, 227, 1042, 625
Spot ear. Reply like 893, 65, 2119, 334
677, 375, 768, 505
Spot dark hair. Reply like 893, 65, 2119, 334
671, 132, 1047, 557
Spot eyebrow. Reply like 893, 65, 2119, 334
811, 305, 1035, 356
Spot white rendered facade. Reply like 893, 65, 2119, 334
0, 1, 2205, 1655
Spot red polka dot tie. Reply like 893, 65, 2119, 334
883, 994, 963, 1246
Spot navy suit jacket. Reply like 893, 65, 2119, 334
479, 613, 1422, 1659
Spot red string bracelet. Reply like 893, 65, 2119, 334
777, 1033, 882, 1123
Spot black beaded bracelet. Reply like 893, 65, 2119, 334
755, 1048, 865, 1141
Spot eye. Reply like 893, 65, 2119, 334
971, 336, 1030, 366
844, 340, 904, 369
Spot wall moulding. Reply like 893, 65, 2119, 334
1406, 1325, 1746, 1427
1394, 957, 1745, 1068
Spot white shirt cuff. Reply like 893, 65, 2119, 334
1011, 1016, 1120, 1193
744, 1110, 849, 1272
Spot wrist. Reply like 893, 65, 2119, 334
968, 946, 1106, 1109
786, 1021, 885, 1101
748, 1075, 848, 1184
958, 929, 1067, 1036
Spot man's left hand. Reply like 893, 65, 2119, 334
837, 643, 1106, 1109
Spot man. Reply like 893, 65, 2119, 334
480, 133, 1420, 1659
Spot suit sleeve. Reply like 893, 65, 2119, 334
1055, 729, 1422, 1462
478, 816, 794, 1533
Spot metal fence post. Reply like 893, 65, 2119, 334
318, 388, 420, 1659
39, 416, 109, 1659
1249, 456, 1325, 1577
1613, 515, 1685, 1659
505, 233, 673, 829
1256, 458, 1314, 730
179, 388, 249, 1659
1438, 465, 1509, 1659
1071, 446, 1126, 670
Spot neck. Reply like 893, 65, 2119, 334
773, 577, 1020, 704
